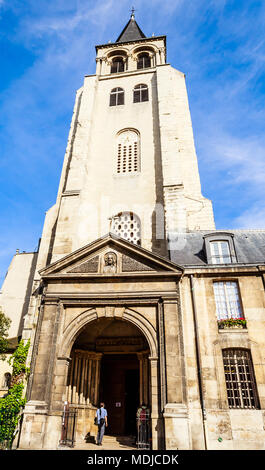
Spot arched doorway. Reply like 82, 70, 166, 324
65, 317, 150, 442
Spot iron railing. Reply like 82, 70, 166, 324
136, 413, 151, 450
60, 405, 77, 447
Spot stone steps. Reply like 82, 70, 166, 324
74, 434, 137, 450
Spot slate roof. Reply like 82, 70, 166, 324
116, 16, 146, 43
169, 230, 265, 266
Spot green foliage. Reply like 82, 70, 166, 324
0, 309, 11, 360
8, 339, 30, 379
218, 317, 247, 329
0, 339, 30, 449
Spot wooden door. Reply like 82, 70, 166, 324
99, 355, 139, 435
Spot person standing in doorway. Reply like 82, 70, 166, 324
96, 402, 108, 446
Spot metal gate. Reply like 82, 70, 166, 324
60, 404, 77, 447
136, 408, 151, 450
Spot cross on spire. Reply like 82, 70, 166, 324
130, 6, 136, 19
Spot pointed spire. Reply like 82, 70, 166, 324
116, 9, 146, 43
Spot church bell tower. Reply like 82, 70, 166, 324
18, 14, 216, 451
36, 12, 215, 271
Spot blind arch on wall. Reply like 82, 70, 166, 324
116, 129, 140, 174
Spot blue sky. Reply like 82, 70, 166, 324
0, 0, 265, 284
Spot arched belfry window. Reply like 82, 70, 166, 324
110, 88, 124, 106
116, 129, 140, 174
111, 57, 124, 73
133, 84, 149, 103
137, 53, 151, 69
111, 212, 141, 245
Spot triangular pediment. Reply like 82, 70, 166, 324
39, 233, 183, 277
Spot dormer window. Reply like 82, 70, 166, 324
210, 240, 232, 264
203, 233, 237, 264
111, 58, 124, 74
137, 53, 151, 69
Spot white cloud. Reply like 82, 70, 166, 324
232, 206, 265, 229
203, 133, 265, 188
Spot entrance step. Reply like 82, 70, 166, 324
74, 435, 137, 450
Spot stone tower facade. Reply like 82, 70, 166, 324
35, 12, 214, 275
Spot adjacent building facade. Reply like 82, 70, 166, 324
1, 14, 265, 450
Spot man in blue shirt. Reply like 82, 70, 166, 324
96, 402, 108, 446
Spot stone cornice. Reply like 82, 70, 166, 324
95, 36, 166, 50
183, 264, 265, 276
41, 271, 181, 281
42, 292, 178, 304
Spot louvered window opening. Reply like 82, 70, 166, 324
222, 349, 259, 409
112, 212, 141, 245
110, 88, 124, 106
137, 53, 151, 69
117, 131, 140, 174
111, 58, 124, 73
134, 84, 149, 103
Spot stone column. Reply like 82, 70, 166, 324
138, 352, 149, 405
94, 353, 103, 405
162, 298, 191, 449
67, 351, 103, 406
150, 53, 156, 67
149, 356, 160, 450
96, 58, 102, 75
137, 352, 144, 405
160, 47, 166, 64
143, 354, 149, 405
127, 54, 134, 72
83, 356, 89, 405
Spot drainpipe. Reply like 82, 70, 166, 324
189, 274, 208, 449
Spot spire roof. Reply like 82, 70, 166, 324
116, 12, 146, 43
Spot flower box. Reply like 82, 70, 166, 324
218, 318, 247, 329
